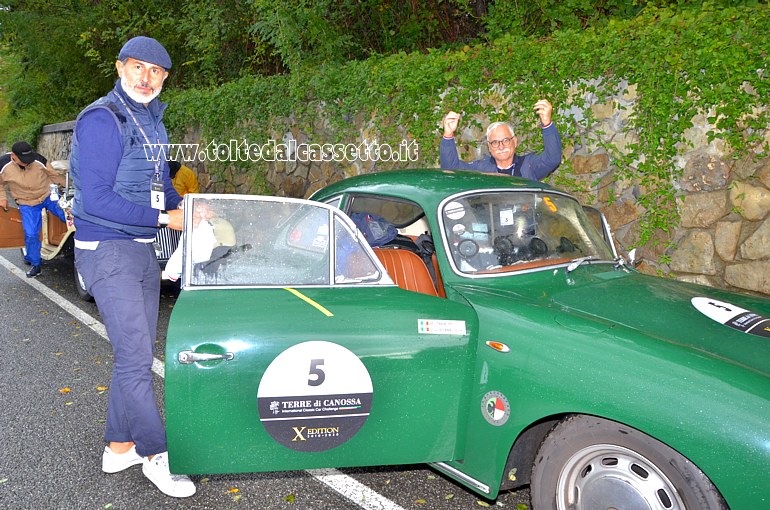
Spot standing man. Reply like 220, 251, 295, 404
0, 141, 67, 277
440, 99, 562, 181
69, 36, 194, 498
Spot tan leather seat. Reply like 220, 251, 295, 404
373, 248, 439, 297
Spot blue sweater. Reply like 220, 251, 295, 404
72, 85, 181, 242
439, 123, 562, 181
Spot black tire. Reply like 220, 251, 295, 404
73, 262, 94, 302
531, 415, 728, 510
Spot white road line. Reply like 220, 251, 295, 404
0, 254, 406, 510
308, 468, 406, 510
0, 255, 165, 377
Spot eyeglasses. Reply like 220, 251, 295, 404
487, 137, 514, 148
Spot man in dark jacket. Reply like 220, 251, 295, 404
69, 36, 194, 498
439, 99, 562, 181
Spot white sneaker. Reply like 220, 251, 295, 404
142, 451, 196, 498
102, 445, 143, 473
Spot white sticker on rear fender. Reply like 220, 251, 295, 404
691, 297, 770, 338
418, 319, 467, 335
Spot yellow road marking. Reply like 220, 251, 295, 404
284, 288, 334, 317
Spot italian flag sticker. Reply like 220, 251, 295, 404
481, 391, 510, 426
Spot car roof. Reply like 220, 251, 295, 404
312, 169, 559, 203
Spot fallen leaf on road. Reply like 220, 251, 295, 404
229, 488, 239, 493
58, 387, 71, 394
477, 501, 490, 507
283, 493, 296, 502
444, 494, 454, 500
96, 386, 109, 392
415, 499, 427, 504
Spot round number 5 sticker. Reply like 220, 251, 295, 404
257, 341, 373, 452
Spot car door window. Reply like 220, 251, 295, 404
181, 195, 384, 288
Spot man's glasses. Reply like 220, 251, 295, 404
487, 137, 514, 148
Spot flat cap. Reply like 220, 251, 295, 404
118, 36, 172, 70
11, 141, 35, 165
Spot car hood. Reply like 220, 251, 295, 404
548, 269, 770, 377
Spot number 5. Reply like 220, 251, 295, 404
308, 359, 325, 386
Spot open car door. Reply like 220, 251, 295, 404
0, 206, 25, 249
165, 194, 478, 475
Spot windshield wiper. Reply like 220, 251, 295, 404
565, 256, 596, 273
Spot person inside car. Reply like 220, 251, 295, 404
439, 99, 562, 181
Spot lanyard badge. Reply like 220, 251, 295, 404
151, 177, 165, 210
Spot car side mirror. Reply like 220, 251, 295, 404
627, 248, 641, 267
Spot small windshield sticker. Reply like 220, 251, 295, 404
691, 297, 770, 338
543, 196, 558, 212
481, 391, 510, 426
418, 319, 467, 335
257, 341, 373, 452
445, 201, 466, 220
499, 209, 514, 226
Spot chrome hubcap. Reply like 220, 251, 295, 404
556, 444, 685, 510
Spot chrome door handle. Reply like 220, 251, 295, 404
178, 350, 234, 364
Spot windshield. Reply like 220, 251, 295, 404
440, 191, 615, 275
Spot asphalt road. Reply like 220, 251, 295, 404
0, 247, 531, 510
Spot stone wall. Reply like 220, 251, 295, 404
37, 122, 75, 161
37, 88, 770, 298
556, 82, 770, 297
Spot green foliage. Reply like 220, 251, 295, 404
165, 3, 769, 254
485, 0, 769, 40
485, 0, 643, 40
0, 1, 114, 132
177, 0, 279, 84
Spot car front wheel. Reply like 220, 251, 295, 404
74, 263, 94, 302
531, 415, 727, 510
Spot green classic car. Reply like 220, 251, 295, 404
165, 169, 770, 509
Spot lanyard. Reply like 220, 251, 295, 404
114, 93, 163, 180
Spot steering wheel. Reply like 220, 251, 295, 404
457, 238, 479, 258
529, 237, 549, 257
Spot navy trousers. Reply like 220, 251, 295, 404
75, 240, 167, 457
